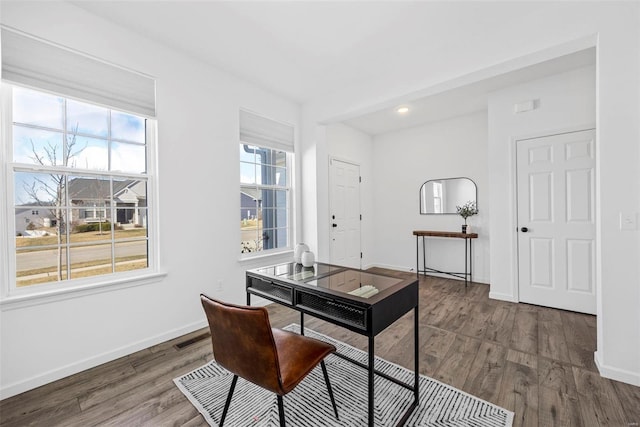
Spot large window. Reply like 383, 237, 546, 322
239, 110, 294, 255
6, 85, 153, 289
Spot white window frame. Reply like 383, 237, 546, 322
0, 83, 164, 309
239, 144, 293, 258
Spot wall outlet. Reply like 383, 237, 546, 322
619, 212, 638, 231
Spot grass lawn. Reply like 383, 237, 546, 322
15, 228, 149, 287
17, 258, 148, 287
16, 228, 148, 249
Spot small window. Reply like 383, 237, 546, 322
239, 110, 294, 255
240, 145, 291, 253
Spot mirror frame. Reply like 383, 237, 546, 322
419, 177, 477, 215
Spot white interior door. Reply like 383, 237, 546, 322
329, 158, 361, 269
516, 129, 596, 314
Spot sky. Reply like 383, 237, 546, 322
12, 86, 146, 205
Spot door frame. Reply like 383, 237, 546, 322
510, 123, 597, 304
328, 156, 362, 269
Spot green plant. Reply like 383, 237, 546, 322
456, 201, 478, 225
73, 221, 111, 233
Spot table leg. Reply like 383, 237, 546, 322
414, 305, 419, 402
246, 292, 251, 306
464, 237, 468, 288
422, 236, 426, 278
368, 335, 375, 427
470, 239, 473, 284
300, 312, 305, 336
416, 235, 419, 280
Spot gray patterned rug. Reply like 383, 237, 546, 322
174, 325, 513, 426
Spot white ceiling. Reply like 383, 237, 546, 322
343, 48, 596, 135
71, 1, 595, 136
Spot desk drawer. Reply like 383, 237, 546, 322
297, 292, 366, 329
248, 277, 292, 304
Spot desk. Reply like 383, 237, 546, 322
413, 230, 478, 287
246, 262, 419, 427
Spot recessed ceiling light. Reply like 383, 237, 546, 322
396, 106, 410, 114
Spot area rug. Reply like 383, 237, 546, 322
174, 325, 513, 426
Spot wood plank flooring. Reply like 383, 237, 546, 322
1, 271, 639, 426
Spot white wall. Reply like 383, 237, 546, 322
324, 124, 374, 267
371, 112, 489, 283
0, 2, 300, 397
301, 2, 639, 385
487, 64, 596, 301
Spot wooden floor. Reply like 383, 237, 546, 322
1, 271, 639, 426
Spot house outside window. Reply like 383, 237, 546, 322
239, 110, 294, 255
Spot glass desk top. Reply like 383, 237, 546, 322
253, 262, 344, 282
307, 270, 404, 299
251, 262, 404, 300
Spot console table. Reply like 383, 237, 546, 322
413, 230, 478, 287
246, 262, 419, 427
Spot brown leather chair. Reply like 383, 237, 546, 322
200, 294, 339, 427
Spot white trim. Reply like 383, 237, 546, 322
0, 270, 167, 311
0, 84, 12, 301
0, 316, 205, 399
239, 145, 293, 257
1, 84, 162, 300
238, 248, 293, 263
372, 262, 413, 272
594, 351, 640, 387
489, 291, 518, 303
329, 155, 360, 167
511, 123, 597, 304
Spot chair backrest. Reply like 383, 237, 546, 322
200, 294, 283, 394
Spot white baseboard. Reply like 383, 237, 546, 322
0, 319, 208, 400
489, 291, 518, 302
366, 262, 413, 272
594, 351, 640, 386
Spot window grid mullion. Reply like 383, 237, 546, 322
7, 84, 153, 291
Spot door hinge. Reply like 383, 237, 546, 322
360, 252, 363, 258
359, 176, 362, 183
360, 214, 362, 220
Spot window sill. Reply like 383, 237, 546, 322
0, 270, 168, 311
238, 249, 293, 264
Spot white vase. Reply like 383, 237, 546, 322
301, 251, 315, 267
293, 243, 309, 264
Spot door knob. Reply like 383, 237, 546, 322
520, 227, 529, 232
332, 223, 338, 228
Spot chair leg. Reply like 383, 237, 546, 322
321, 360, 339, 420
220, 374, 238, 427
277, 394, 286, 427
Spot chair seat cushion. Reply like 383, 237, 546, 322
272, 328, 336, 395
